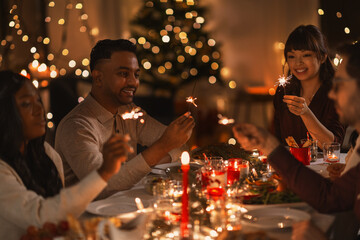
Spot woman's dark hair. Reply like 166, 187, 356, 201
0, 71, 61, 197
284, 25, 335, 94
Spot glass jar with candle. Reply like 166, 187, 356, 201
226, 158, 249, 186
205, 157, 227, 197
323, 142, 340, 163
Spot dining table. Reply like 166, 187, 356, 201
80, 153, 354, 240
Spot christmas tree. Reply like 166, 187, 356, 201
130, 0, 223, 97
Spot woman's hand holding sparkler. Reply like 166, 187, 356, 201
232, 123, 280, 156
283, 95, 310, 116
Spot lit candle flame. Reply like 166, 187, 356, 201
181, 151, 190, 165
186, 96, 198, 107
276, 74, 292, 88
121, 107, 144, 120
218, 114, 234, 125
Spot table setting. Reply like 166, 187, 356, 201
73, 142, 344, 240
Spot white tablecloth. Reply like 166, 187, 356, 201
307, 153, 347, 178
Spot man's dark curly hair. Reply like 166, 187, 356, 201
90, 39, 137, 72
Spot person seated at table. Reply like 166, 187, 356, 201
55, 39, 195, 199
273, 25, 345, 148
327, 130, 359, 180
0, 71, 131, 240
233, 41, 360, 239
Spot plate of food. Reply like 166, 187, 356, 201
237, 176, 309, 211
241, 207, 311, 229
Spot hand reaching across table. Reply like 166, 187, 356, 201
232, 123, 280, 156
326, 163, 345, 181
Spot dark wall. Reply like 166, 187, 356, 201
320, 0, 360, 50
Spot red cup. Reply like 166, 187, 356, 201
290, 147, 311, 165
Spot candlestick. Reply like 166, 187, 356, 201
181, 151, 190, 239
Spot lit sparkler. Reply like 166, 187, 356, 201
121, 107, 144, 120
186, 96, 198, 107
276, 74, 292, 88
217, 114, 235, 125
275, 62, 292, 94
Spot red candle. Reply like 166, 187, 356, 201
181, 151, 190, 239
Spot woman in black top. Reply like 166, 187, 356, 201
273, 25, 345, 148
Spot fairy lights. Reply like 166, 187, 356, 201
1, 1, 96, 91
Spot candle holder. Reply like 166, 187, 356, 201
181, 152, 190, 239
226, 158, 249, 186
323, 142, 340, 163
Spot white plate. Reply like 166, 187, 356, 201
87, 197, 150, 216
243, 201, 309, 211
241, 207, 311, 229
151, 162, 201, 175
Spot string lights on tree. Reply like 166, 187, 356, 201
130, 0, 225, 97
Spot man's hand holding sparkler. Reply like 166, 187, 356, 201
283, 95, 310, 116
158, 112, 195, 150
141, 112, 195, 166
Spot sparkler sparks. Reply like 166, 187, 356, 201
186, 96, 198, 107
276, 74, 292, 88
217, 114, 234, 125
121, 107, 144, 121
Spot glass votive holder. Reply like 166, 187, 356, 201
226, 158, 249, 186
207, 168, 227, 197
200, 156, 224, 190
323, 142, 340, 163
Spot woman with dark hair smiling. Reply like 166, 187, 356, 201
0, 71, 131, 240
273, 25, 345, 148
